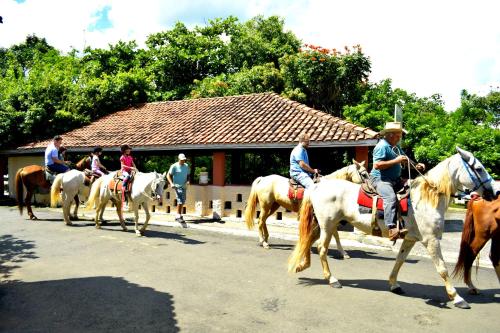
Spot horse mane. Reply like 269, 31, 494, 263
325, 166, 350, 180
413, 159, 453, 209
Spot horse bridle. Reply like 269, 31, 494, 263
461, 156, 493, 193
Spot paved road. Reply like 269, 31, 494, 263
1, 207, 499, 333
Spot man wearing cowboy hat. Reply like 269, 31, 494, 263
167, 153, 190, 228
370, 122, 425, 241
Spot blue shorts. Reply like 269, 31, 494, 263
174, 187, 186, 205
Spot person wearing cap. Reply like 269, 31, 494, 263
91, 147, 108, 178
289, 133, 320, 189
45, 135, 70, 174
120, 144, 136, 194
370, 122, 425, 241
167, 153, 190, 227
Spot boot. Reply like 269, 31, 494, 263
388, 227, 408, 241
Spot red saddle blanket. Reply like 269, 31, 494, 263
288, 186, 304, 200
357, 189, 408, 214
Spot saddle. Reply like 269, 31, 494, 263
288, 178, 305, 200
44, 167, 57, 184
109, 171, 134, 195
357, 180, 410, 237
288, 174, 321, 201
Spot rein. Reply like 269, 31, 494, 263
392, 146, 436, 192
461, 157, 493, 193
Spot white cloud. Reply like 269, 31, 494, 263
0, 0, 498, 110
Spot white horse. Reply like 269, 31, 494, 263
244, 161, 369, 253
288, 147, 496, 309
50, 169, 90, 225
87, 171, 166, 236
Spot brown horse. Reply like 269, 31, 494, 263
14, 156, 91, 220
453, 196, 500, 294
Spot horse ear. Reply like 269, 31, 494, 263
456, 146, 472, 161
360, 160, 365, 167
352, 159, 359, 167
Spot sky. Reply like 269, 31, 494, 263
1, 0, 499, 111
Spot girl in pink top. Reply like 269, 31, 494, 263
120, 144, 136, 192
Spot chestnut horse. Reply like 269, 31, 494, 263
14, 156, 91, 220
452, 196, 500, 294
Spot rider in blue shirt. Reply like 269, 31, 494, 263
290, 134, 319, 189
45, 135, 70, 174
370, 122, 425, 241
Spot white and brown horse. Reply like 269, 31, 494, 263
244, 161, 368, 253
453, 195, 500, 294
288, 147, 496, 309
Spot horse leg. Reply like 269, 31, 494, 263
257, 203, 280, 249
116, 199, 128, 231
62, 194, 72, 226
133, 204, 141, 236
318, 228, 341, 288
139, 204, 151, 236
464, 233, 490, 295
424, 238, 470, 309
25, 189, 37, 220
71, 195, 79, 220
95, 203, 103, 229
491, 236, 500, 285
332, 227, 350, 259
388, 238, 416, 294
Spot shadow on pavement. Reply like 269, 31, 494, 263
0, 276, 179, 332
0, 234, 38, 280
297, 277, 499, 308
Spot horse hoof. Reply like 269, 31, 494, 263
330, 281, 342, 289
29, 215, 38, 220
122, 228, 128, 232
262, 242, 270, 249
454, 300, 471, 309
468, 288, 479, 295
390, 287, 405, 295
100, 220, 108, 225
342, 254, 351, 260
66, 222, 73, 226
135, 230, 142, 236
95, 224, 101, 229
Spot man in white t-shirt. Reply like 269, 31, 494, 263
167, 153, 190, 227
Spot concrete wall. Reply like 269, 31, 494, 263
154, 184, 298, 224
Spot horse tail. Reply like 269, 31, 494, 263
452, 200, 476, 284
288, 193, 315, 273
86, 176, 103, 210
15, 168, 24, 215
244, 177, 261, 230
50, 173, 64, 208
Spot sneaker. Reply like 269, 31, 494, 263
175, 217, 188, 228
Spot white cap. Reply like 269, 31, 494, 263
178, 153, 187, 160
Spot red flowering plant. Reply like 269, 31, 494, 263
280, 43, 370, 116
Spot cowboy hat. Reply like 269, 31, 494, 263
178, 153, 187, 160
379, 122, 408, 135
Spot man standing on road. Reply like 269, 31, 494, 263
167, 153, 190, 228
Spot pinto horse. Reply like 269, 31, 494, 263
15, 156, 91, 220
244, 160, 368, 253
288, 147, 496, 309
452, 196, 500, 294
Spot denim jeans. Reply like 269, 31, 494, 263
371, 177, 402, 228
47, 163, 69, 174
291, 172, 314, 189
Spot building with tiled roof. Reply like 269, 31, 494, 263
13, 92, 377, 153
2, 93, 378, 221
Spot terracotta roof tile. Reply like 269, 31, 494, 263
17, 93, 377, 151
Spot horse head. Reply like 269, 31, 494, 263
350, 159, 369, 184
455, 147, 496, 200
151, 171, 167, 201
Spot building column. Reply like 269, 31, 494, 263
212, 152, 225, 186
355, 146, 369, 167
